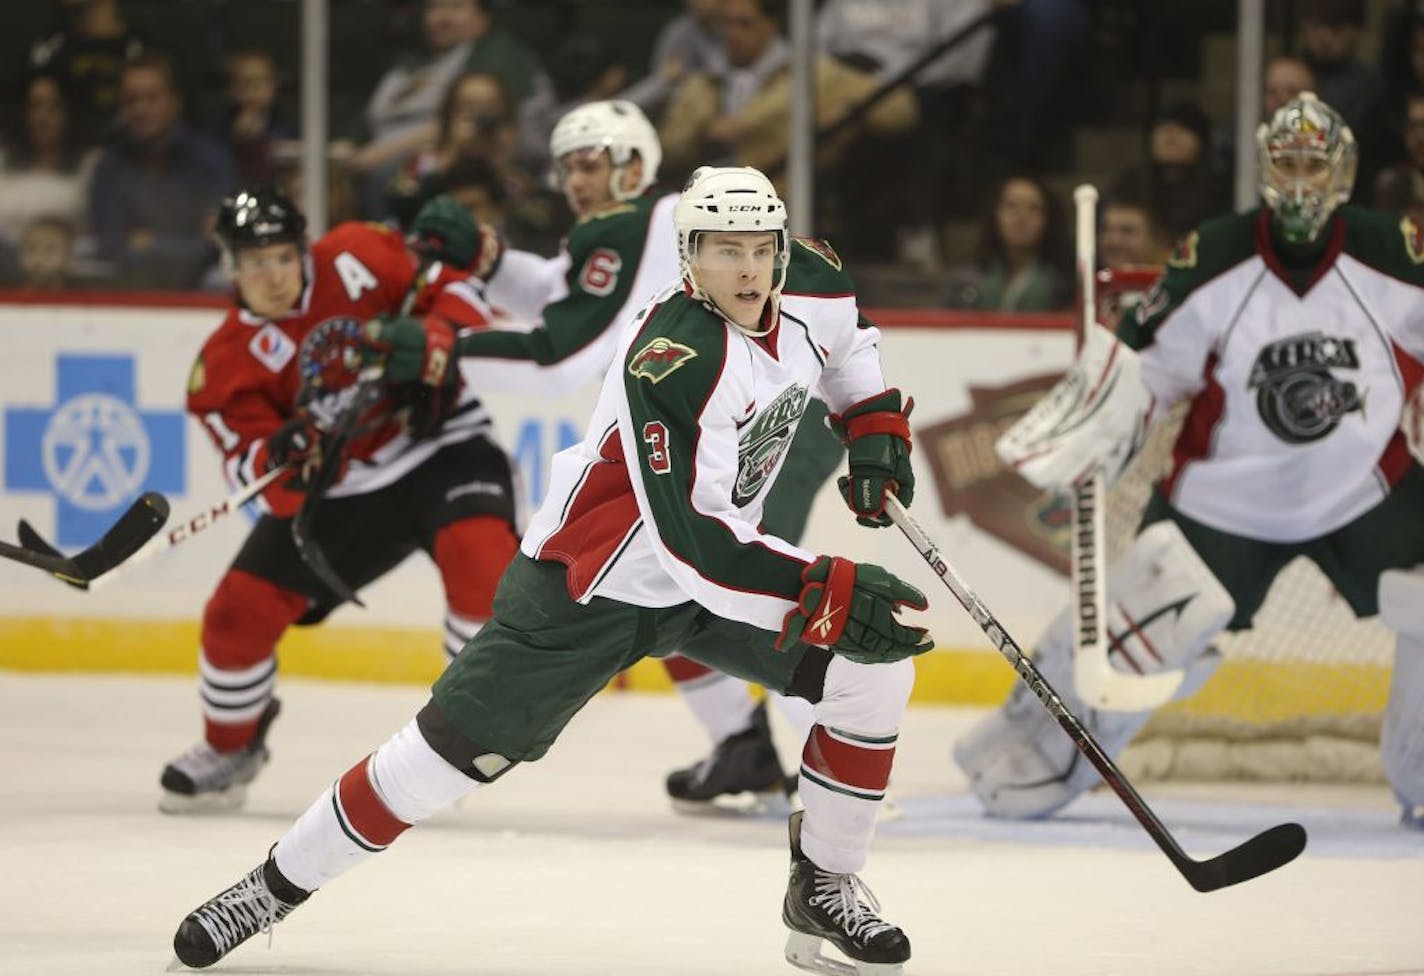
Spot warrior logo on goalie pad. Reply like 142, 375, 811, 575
1248, 331, 1362, 444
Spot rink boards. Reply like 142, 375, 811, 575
1, 294, 1381, 711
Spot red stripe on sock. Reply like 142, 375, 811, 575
337, 757, 410, 847
801, 725, 895, 792
662, 654, 715, 683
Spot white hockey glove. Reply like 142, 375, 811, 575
996, 323, 1154, 490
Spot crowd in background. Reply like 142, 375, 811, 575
4, 0, 1424, 309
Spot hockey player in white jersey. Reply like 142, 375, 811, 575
387, 99, 837, 810
171, 166, 932, 975
964, 93, 1424, 829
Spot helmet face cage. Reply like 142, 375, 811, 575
547, 100, 662, 203
1256, 92, 1357, 245
673, 167, 789, 332
215, 187, 307, 268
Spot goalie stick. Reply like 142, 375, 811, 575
1070, 184, 1183, 711
16, 466, 286, 591
884, 494, 1307, 892
1, 491, 169, 586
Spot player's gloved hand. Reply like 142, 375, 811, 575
362, 314, 457, 387
776, 555, 933, 664
410, 195, 504, 280
256, 411, 344, 517
827, 389, 915, 527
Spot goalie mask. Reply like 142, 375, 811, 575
673, 166, 789, 335
1256, 92, 1357, 245
547, 99, 661, 202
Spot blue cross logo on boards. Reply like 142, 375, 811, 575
5, 354, 185, 547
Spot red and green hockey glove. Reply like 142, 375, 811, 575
827, 389, 915, 528
362, 314, 457, 387
776, 555, 933, 664
410, 195, 504, 280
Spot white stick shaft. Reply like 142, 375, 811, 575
86, 465, 287, 590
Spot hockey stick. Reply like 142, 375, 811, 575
884, 494, 1307, 892
289, 259, 437, 606
1070, 184, 1183, 711
1, 491, 169, 586
17, 466, 286, 591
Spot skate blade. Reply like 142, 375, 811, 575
784, 932, 904, 976
670, 788, 793, 819
158, 783, 249, 815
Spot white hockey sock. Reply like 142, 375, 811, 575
664, 654, 756, 745
797, 656, 914, 874
274, 719, 478, 892
767, 690, 816, 748
444, 610, 484, 663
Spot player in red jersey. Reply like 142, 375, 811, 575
161, 186, 520, 814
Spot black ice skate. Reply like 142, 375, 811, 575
782, 811, 910, 976
159, 698, 281, 814
172, 852, 310, 969
665, 701, 793, 815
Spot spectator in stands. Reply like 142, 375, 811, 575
29, 0, 145, 145
348, 0, 551, 215
383, 70, 550, 242
943, 171, 1071, 312
88, 54, 234, 289
430, 154, 508, 232
1300, 0, 1390, 195
817, 0, 999, 267
620, 0, 725, 118
1373, 90, 1424, 225
658, 0, 918, 188
1116, 99, 1228, 240
213, 50, 295, 185
0, 73, 96, 252
10, 215, 78, 290
1098, 174, 1173, 269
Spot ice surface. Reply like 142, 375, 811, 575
1, 673, 1420, 976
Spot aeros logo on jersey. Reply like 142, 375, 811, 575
297, 317, 365, 404
733, 384, 809, 506
1248, 331, 1363, 443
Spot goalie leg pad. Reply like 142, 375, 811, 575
1378, 568, 1424, 818
954, 521, 1232, 819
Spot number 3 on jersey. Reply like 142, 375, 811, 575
580, 248, 622, 297
643, 421, 671, 474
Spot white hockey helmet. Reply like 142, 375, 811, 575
673, 166, 789, 331
547, 99, 662, 202
1256, 91, 1357, 245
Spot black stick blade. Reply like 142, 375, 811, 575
15, 519, 88, 590
71, 491, 170, 580
1179, 822, 1307, 893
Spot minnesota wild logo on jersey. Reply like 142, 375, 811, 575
629, 336, 698, 383
734, 384, 810, 506
1248, 331, 1363, 443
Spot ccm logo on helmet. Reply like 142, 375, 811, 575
725, 204, 767, 212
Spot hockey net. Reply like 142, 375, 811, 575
1098, 267, 1401, 783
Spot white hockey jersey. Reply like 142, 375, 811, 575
463, 193, 680, 393
1124, 207, 1424, 542
521, 239, 888, 631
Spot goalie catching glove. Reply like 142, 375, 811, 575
995, 323, 1155, 490
828, 389, 915, 527
776, 555, 934, 664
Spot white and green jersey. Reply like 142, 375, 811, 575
464, 193, 680, 392
521, 240, 886, 631
1123, 206, 1424, 543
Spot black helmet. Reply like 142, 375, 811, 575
215, 185, 307, 258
